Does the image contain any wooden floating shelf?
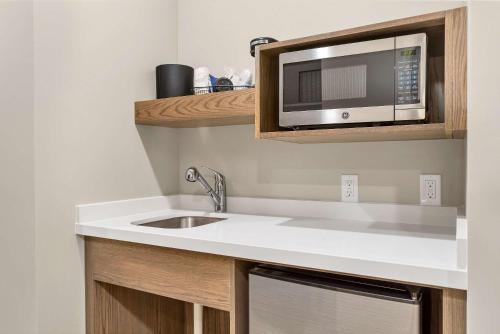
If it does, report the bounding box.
[135,88,255,128]
[135,8,466,144]
[260,123,447,144]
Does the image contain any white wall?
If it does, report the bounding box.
[467,2,500,333]
[177,0,466,206]
[0,1,36,333]
[178,0,464,76]
[33,1,179,333]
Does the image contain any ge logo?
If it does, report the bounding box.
[341,112,350,119]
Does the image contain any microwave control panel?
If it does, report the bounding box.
[396,47,421,105]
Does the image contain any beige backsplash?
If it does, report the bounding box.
[179,125,465,206]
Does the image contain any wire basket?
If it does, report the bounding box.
[193,85,254,95]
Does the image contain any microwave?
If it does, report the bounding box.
[279,33,427,128]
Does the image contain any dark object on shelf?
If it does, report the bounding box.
[156,64,194,99]
[250,37,278,57]
[213,77,234,92]
[193,85,254,95]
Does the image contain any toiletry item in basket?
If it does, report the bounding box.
[193,67,252,94]
[209,74,218,88]
[223,67,239,87]
[238,69,253,86]
[213,77,233,92]
[220,67,252,88]
[194,67,211,90]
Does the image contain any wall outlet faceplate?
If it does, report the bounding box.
[341,175,358,202]
[420,174,441,206]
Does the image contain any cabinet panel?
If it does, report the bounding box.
[85,237,232,311]
[91,281,187,334]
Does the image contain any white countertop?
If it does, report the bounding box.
[75,195,467,290]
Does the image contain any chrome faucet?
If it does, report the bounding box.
[185,166,226,213]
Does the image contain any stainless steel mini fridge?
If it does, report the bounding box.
[249,266,421,334]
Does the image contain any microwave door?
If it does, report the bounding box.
[282,60,322,113]
[320,50,395,124]
[279,36,399,128]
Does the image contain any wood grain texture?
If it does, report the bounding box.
[91,282,187,334]
[135,89,255,128]
[424,289,443,334]
[426,22,446,124]
[203,307,230,334]
[85,237,233,311]
[260,123,447,144]
[230,261,253,334]
[428,56,445,124]
[184,303,194,334]
[444,7,467,138]
[86,245,97,334]
[431,289,444,334]
[258,10,446,54]
[255,47,279,136]
[442,289,467,334]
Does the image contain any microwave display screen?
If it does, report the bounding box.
[400,49,417,56]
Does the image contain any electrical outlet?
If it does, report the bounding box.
[420,175,441,206]
[341,175,358,202]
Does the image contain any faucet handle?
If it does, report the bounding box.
[200,166,226,213]
[200,166,224,181]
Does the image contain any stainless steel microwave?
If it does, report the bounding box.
[279,33,427,128]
